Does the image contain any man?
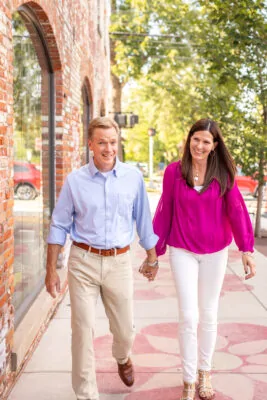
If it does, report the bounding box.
[45,116,159,400]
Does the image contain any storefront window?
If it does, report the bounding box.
[80,85,91,165]
[12,11,50,325]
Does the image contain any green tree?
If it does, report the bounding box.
[196,0,267,236]
[13,12,42,163]
[110,0,196,157]
[113,0,267,236]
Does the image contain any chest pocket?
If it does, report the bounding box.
[116,193,134,218]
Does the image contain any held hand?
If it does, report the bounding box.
[242,254,256,280]
[139,259,159,281]
[45,270,61,298]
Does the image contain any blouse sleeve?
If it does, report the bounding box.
[224,181,254,252]
[153,163,176,256]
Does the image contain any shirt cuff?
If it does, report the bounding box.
[139,233,159,250]
[239,247,254,253]
[47,226,67,246]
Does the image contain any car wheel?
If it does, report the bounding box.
[16,184,36,200]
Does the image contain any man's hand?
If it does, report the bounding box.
[45,270,61,298]
[139,259,159,281]
[242,254,256,280]
[45,244,63,298]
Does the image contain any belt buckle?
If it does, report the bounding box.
[106,248,116,256]
[98,248,117,256]
[105,248,117,256]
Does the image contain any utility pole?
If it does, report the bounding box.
[148,128,156,188]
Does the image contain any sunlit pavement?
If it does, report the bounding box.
[7,192,267,400]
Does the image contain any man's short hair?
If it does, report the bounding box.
[88,117,120,140]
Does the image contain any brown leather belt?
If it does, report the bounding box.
[73,241,130,257]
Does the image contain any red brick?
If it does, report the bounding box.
[0,293,8,309]
[5,327,14,346]
[0,285,5,298]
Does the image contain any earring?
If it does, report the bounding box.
[210,150,216,157]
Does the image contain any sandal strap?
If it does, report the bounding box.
[180,382,195,400]
[198,370,215,398]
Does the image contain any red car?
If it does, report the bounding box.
[13,161,41,200]
[235,174,258,195]
[235,169,267,197]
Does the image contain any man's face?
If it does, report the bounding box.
[88,127,119,172]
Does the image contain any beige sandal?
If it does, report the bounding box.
[180,381,195,400]
[198,370,215,399]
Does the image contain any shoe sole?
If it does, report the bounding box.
[199,394,215,400]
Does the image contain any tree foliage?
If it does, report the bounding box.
[111,0,267,234]
[197,0,267,176]
[13,12,41,163]
[110,0,195,81]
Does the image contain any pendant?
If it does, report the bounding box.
[194,176,199,181]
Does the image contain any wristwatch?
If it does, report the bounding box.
[242,251,254,258]
[146,259,159,267]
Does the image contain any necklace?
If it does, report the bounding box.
[193,169,199,182]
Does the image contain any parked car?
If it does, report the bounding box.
[14,161,41,200]
[235,168,267,197]
[235,174,258,195]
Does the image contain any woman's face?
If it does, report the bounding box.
[189,130,217,163]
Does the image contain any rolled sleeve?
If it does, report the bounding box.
[133,176,158,250]
[139,232,159,251]
[47,224,69,246]
[47,178,74,246]
[153,163,175,256]
[225,181,254,252]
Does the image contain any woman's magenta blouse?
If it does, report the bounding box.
[153,161,254,256]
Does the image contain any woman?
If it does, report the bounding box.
[144,119,256,400]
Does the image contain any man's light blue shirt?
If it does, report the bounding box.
[47,157,158,250]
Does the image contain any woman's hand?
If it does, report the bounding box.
[139,259,159,281]
[242,253,256,280]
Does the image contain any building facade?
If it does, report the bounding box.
[0,0,110,396]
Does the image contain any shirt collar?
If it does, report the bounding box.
[88,156,122,177]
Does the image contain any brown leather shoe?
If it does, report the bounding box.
[117,358,134,387]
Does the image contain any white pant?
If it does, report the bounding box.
[169,246,228,383]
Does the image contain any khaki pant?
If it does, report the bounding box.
[68,244,135,400]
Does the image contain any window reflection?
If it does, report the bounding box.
[12,12,46,324]
[80,85,90,165]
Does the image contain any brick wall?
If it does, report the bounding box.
[0,0,110,395]
[0,1,15,392]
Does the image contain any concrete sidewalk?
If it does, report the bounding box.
[7,193,267,400]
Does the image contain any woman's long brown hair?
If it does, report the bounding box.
[181,119,236,196]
